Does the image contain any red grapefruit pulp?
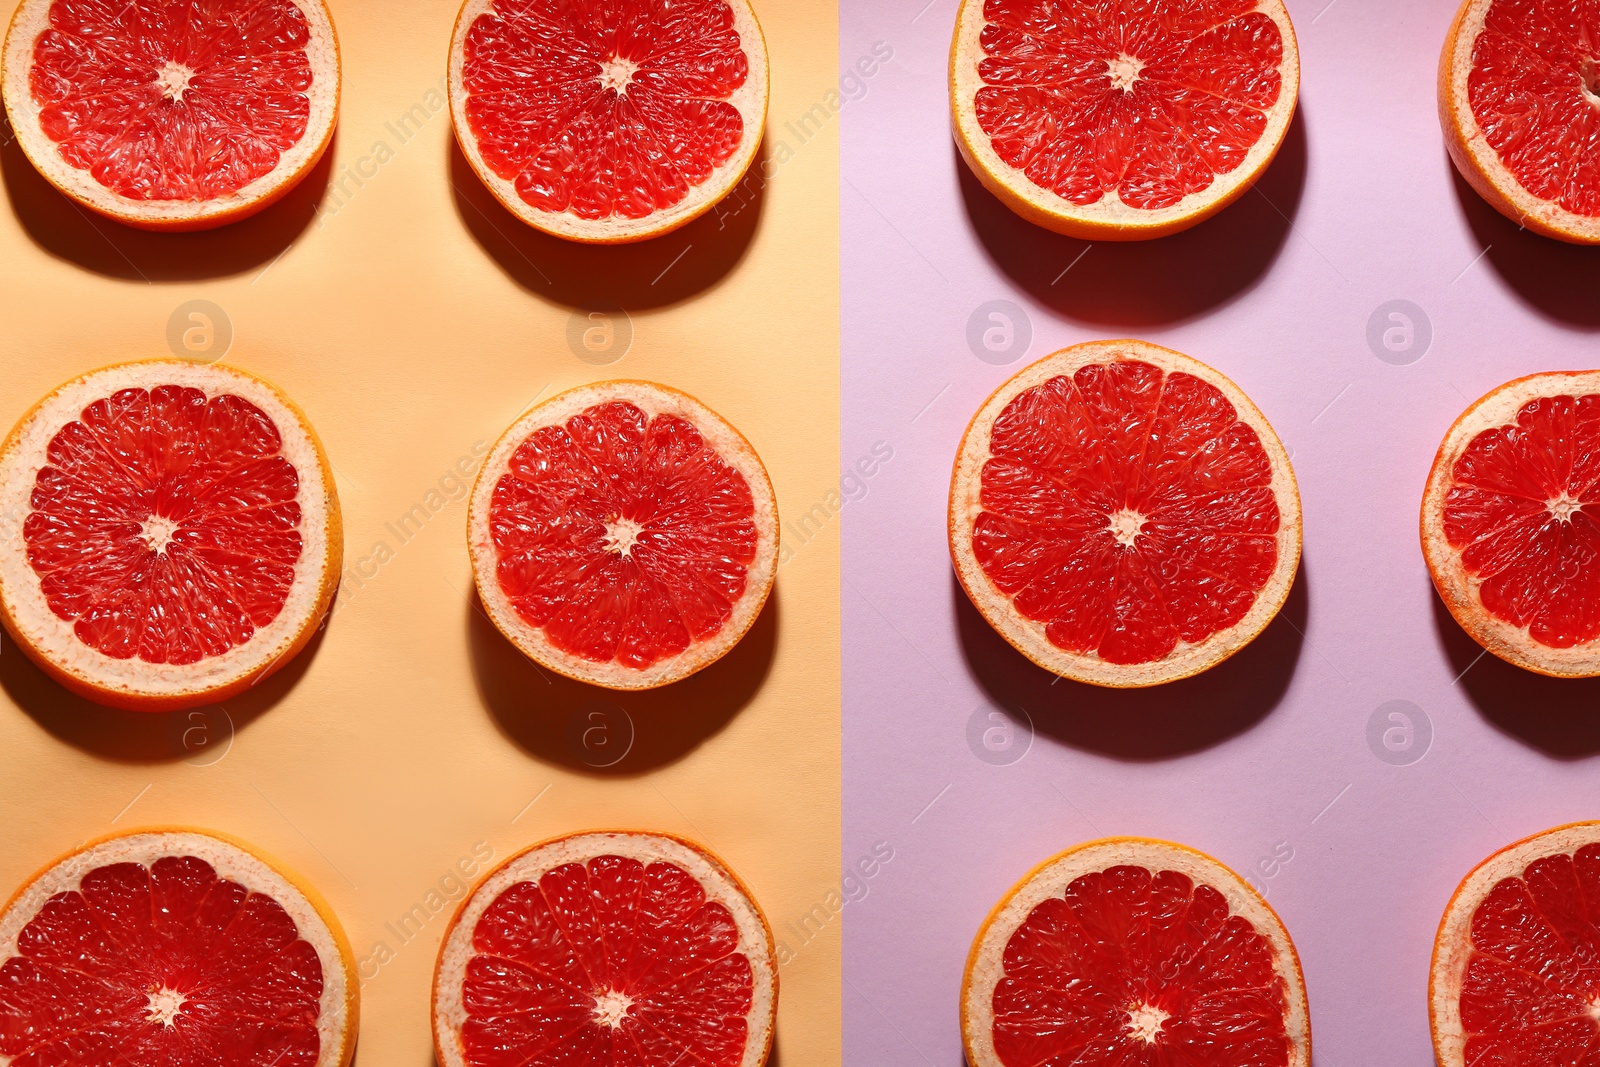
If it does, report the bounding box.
[1441,0,1600,243]
[30,389,300,661]
[0,830,356,1067]
[2,0,340,229]
[469,382,777,690]
[950,0,1300,239]
[1445,398,1600,643]
[433,831,777,1067]
[1423,372,1600,676]
[1469,10,1600,216]
[1431,823,1600,1067]
[0,361,341,710]
[449,0,769,242]
[950,341,1301,687]
[962,839,1310,1067]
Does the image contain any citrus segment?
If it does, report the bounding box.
[433,831,777,1067]
[1446,398,1600,646]
[1431,823,1600,1067]
[976,361,1280,665]
[1469,5,1600,217]
[950,340,1300,688]
[0,360,341,710]
[26,387,302,664]
[950,0,1300,239]
[976,2,1281,210]
[490,403,756,667]
[469,381,777,690]
[448,0,768,243]
[33,0,313,199]
[2,0,340,230]
[0,829,356,1067]
[1423,371,1600,676]
[1440,0,1600,243]
[963,838,1310,1067]
[464,0,745,218]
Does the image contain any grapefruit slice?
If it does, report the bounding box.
[432,829,777,1067]
[950,0,1300,241]
[1440,0,1600,244]
[448,0,769,243]
[1422,371,1600,677]
[0,359,342,711]
[950,340,1301,688]
[962,837,1310,1067]
[0,828,357,1067]
[468,381,777,690]
[1430,822,1600,1067]
[2,0,340,231]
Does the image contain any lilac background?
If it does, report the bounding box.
[841,1,1600,1065]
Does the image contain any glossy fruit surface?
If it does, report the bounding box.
[470,381,777,690]
[0,829,357,1067]
[2,0,339,229]
[0,360,341,710]
[950,340,1300,687]
[1423,371,1600,677]
[1431,822,1600,1067]
[448,0,768,242]
[433,831,777,1067]
[1440,0,1600,243]
[950,0,1300,239]
[962,837,1310,1067]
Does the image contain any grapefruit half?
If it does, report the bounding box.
[950,0,1300,240]
[448,0,769,243]
[468,380,777,690]
[962,837,1310,1067]
[2,0,340,231]
[950,340,1301,688]
[0,359,342,710]
[1430,822,1600,1067]
[1422,371,1600,677]
[1440,0,1600,244]
[432,829,777,1067]
[0,828,357,1067]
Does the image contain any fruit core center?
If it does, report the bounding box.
[141,514,180,554]
[154,61,197,102]
[1108,508,1146,547]
[599,55,639,94]
[1106,54,1145,93]
[603,516,644,557]
[1126,1001,1170,1045]
[1584,59,1600,108]
[145,986,186,1028]
[1548,493,1583,524]
[592,989,634,1029]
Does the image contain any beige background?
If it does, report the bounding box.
[0,0,841,1062]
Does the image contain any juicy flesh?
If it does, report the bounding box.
[488,400,759,671]
[1459,843,1600,1065]
[0,855,325,1066]
[463,855,755,1067]
[462,0,749,221]
[1469,0,1600,217]
[1444,393,1600,649]
[23,385,303,665]
[28,0,316,202]
[973,0,1284,211]
[973,360,1280,666]
[992,864,1291,1067]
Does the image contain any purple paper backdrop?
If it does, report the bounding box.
[841,1,1600,1065]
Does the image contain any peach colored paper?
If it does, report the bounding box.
[0,0,841,1061]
